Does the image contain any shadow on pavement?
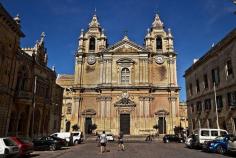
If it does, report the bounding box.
[29,153,40,157]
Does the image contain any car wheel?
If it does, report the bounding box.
[216,145,226,154]
[74,140,80,145]
[50,144,56,151]
[166,139,169,143]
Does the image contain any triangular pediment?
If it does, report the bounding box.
[102,38,149,53]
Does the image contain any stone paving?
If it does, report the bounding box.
[31,140,236,158]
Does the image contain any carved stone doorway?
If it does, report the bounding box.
[120,114,130,135]
[85,117,92,134]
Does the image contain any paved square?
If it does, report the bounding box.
[32,141,235,158]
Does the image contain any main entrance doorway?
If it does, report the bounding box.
[85,117,92,134]
[120,114,130,135]
[158,117,166,134]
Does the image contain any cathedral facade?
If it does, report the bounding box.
[57,14,180,135]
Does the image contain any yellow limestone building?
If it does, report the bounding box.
[57,14,180,135]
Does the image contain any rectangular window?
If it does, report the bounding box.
[189,83,193,96]
[192,119,195,130]
[211,131,218,136]
[203,74,208,89]
[226,60,234,78]
[227,91,236,107]
[204,99,211,110]
[212,67,220,85]
[201,130,209,136]
[196,79,200,93]
[191,104,194,113]
[196,101,202,112]
[216,95,223,109]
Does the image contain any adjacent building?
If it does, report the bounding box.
[179,102,188,130]
[0,3,63,137]
[57,13,181,135]
[184,29,236,134]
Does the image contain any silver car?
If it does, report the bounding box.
[228,136,236,152]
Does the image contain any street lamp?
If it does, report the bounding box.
[31,75,37,139]
[213,82,220,129]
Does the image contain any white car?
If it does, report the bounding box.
[106,134,114,141]
[193,128,228,145]
[71,131,83,144]
[0,137,19,157]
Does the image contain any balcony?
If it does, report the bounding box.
[14,91,33,104]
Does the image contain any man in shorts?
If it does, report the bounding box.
[100,131,107,153]
[118,132,125,151]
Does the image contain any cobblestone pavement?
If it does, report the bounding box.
[31,141,236,158]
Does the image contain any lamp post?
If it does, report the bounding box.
[213,82,220,129]
[31,76,37,138]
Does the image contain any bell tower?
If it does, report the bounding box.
[144,14,174,54]
[77,14,107,54]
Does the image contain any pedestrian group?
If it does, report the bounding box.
[99,131,125,154]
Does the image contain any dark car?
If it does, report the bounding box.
[202,135,233,154]
[10,137,34,157]
[163,134,184,143]
[33,136,64,151]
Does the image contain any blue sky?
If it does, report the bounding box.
[2,0,236,101]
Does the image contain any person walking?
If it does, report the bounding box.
[118,132,125,151]
[100,131,107,153]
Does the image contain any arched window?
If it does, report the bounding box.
[89,37,96,51]
[156,37,162,50]
[121,68,130,84]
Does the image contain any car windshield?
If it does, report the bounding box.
[215,136,225,141]
[107,134,112,136]
[4,138,16,146]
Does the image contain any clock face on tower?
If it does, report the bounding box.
[155,55,165,64]
[87,55,96,65]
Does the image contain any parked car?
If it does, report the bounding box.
[202,135,230,154]
[228,135,236,152]
[185,134,199,149]
[33,136,64,151]
[10,137,33,157]
[50,136,68,147]
[51,132,73,146]
[193,128,228,147]
[71,131,83,144]
[0,137,19,157]
[106,133,114,141]
[163,134,184,143]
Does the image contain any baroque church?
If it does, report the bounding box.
[57,13,180,135]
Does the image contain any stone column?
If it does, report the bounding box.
[144,59,148,83]
[103,61,106,84]
[75,56,83,84]
[107,59,112,83]
[168,96,177,134]
[106,60,109,84]
[99,60,103,83]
